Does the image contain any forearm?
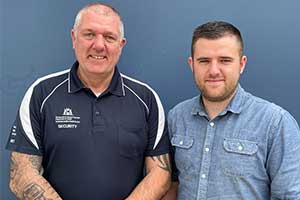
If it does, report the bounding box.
[161,182,178,200]
[126,154,171,200]
[9,152,62,200]
[10,171,62,200]
[126,168,170,200]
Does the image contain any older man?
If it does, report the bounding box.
[167,21,300,199]
[6,3,171,200]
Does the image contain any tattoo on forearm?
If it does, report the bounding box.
[151,155,171,172]
[29,156,42,170]
[10,155,18,179]
[9,153,60,200]
[23,183,53,200]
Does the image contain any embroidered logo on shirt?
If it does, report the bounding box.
[63,108,73,116]
[55,108,80,129]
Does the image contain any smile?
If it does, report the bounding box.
[90,55,106,59]
[206,79,224,82]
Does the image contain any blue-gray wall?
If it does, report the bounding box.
[1,1,299,199]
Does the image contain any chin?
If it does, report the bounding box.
[203,91,227,101]
[86,64,110,73]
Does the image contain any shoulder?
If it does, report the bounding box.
[245,92,297,128]
[121,73,163,108]
[21,69,70,112]
[248,93,282,111]
[29,69,70,94]
[35,69,69,88]
[121,73,156,96]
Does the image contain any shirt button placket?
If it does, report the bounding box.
[93,102,101,125]
[92,100,104,133]
[197,120,216,200]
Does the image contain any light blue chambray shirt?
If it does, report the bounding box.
[168,85,300,200]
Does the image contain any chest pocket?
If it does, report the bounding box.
[171,135,195,174]
[221,138,258,177]
[118,124,146,159]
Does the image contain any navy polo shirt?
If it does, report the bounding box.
[6,61,170,200]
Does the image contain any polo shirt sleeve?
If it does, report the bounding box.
[143,88,170,157]
[267,110,300,199]
[6,82,44,156]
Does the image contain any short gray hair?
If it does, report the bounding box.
[73,3,124,39]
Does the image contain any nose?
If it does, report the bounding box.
[92,35,105,51]
[208,61,221,77]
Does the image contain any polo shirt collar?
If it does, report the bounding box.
[68,61,85,93]
[68,61,125,97]
[106,67,125,97]
[191,84,246,117]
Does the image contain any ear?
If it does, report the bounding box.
[188,56,194,73]
[239,55,247,74]
[71,29,76,49]
[120,37,126,49]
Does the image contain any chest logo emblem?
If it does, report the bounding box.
[55,107,80,129]
[63,108,73,116]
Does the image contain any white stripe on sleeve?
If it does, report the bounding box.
[19,69,69,150]
[121,74,165,150]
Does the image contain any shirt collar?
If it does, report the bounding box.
[191,96,206,116]
[226,84,245,114]
[191,84,246,117]
[68,61,85,93]
[68,61,125,97]
[106,66,125,97]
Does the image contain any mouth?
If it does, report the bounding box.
[205,79,225,86]
[89,55,106,60]
[206,79,224,82]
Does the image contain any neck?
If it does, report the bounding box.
[202,90,237,120]
[77,68,114,94]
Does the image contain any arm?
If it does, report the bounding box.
[161,145,179,200]
[268,112,300,199]
[161,182,178,200]
[9,152,62,200]
[125,153,171,200]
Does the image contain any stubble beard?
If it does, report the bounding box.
[198,81,239,103]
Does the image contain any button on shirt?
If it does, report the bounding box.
[168,85,300,200]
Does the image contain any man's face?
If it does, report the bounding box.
[188,35,247,103]
[71,6,126,78]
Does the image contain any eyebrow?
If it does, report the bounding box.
[81,29,117,36]
[219,56,233,60]
[81,29,94,33]
[196,57,210,61]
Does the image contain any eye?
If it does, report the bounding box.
[220,58,232,64]
[104,35,117,43]
[197,59,210,64]
[83,32,94,40]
